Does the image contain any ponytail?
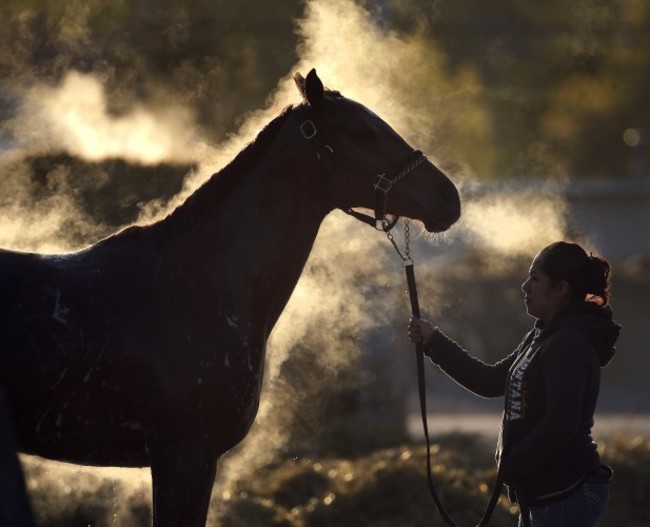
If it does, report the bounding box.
[585,254,611,306]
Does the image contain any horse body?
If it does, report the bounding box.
[0,70,460,526]
[2,147,324,462]
[0,241,189,466]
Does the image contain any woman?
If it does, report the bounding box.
[408,241,620,527]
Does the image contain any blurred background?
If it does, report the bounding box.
[1,0,649,525]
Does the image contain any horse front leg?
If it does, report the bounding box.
[149,439,219,527]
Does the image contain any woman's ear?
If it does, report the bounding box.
[555,280,571,300]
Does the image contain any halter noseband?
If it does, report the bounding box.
[300,117,426,231]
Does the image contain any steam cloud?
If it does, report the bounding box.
[1,0,578,524]
[13,71,197,164]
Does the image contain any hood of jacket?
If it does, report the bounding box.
[534,302,621,366]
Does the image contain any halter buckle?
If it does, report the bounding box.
[300,120,318,140]
[373,173,393,193]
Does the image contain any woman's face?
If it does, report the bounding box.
[521,255,567,322]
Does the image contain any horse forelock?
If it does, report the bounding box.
[297,87,343,106]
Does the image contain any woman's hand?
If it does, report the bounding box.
[407,317,437,345]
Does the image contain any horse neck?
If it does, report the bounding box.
[166,121,333,331]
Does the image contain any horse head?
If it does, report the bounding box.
[294,69,460,233]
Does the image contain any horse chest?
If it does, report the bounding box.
[189,345,265,418]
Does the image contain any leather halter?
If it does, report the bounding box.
[300,117,426,232]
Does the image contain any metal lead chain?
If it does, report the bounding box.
[386,219,413,266]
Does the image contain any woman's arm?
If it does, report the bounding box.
[409,317,522,398]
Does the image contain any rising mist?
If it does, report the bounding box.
[0,1,589,525]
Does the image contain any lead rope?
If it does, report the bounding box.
[386,220,505,527]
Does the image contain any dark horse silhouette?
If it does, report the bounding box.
[0,70,460,526]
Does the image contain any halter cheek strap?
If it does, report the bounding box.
[300,117,425,232]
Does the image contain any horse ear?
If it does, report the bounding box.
[294,72,306,98]
[305,69,324,108]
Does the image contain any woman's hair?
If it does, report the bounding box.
[537,241,612,306]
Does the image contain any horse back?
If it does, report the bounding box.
[0,248,90,386]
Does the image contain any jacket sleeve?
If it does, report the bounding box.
[425,329,523,398]
[500,332,596,484]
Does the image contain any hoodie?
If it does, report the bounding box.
[425,301,620,505]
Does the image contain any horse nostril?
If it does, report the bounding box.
[443,182,461,222]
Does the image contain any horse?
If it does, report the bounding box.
[0,69,461,526]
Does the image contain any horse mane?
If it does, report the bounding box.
[162,103,298,231]
[188,87,342,208]
[91,103,299,253]
[95,93,342,249]
[176,88,342,217]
